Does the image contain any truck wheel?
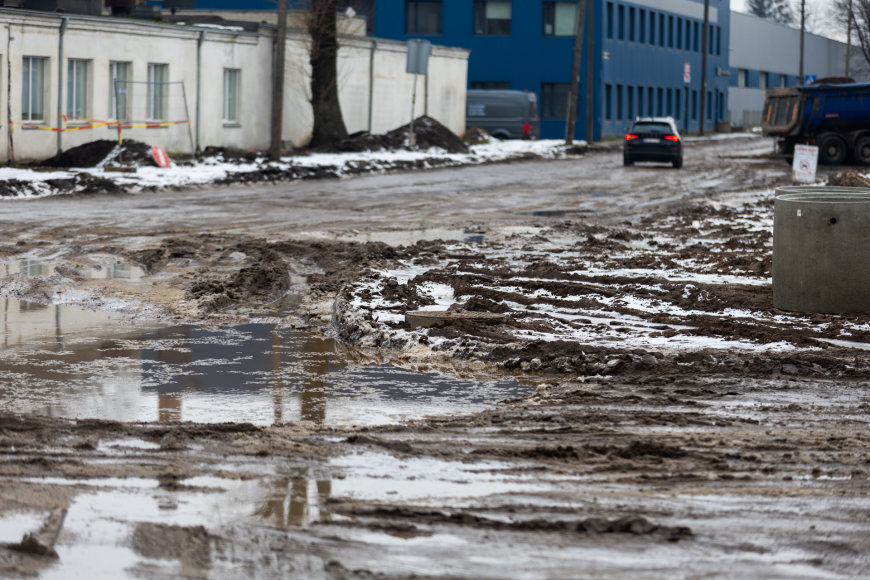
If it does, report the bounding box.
[854,136,870,166]
[818,135,848,165]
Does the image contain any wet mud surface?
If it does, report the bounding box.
[0,136,869,578]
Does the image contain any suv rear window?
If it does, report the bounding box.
[632,122,672,133]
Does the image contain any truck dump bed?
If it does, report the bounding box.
[762,83,870,138]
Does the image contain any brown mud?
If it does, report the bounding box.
[1,140,869,577]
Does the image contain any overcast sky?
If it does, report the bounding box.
[730,0,845,41]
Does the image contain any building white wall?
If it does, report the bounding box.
[0,9,469,162]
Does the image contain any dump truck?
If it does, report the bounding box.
[762,81,870,165]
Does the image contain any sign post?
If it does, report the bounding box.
[406,39,431,149]
[792,144,818,183]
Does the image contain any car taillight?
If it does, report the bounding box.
[625,134,639,141]
[664,135,680,142]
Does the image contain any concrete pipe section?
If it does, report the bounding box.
[773,186,870,313]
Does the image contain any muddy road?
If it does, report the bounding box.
[1,135,869,579]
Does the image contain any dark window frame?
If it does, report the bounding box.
[474,1,512,36]
[405,0,442,35]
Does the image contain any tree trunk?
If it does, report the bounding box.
[309,0,349,149]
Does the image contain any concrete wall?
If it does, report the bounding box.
[0,8,468,162]
[728,11,870,128]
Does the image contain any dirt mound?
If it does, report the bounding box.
[335,116,468,154]
[200,146,261,163]
[828,170,870,188]
[40,139,155,168]
[463,127,491,145]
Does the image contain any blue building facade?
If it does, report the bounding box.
[183,0,731,140]
[374,0,730,140]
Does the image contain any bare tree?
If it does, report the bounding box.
[749,0,795,25]
[306,0,349,149]
[835,0,870,68]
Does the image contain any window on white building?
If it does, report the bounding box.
[67,59,91,121]
[22,56,47,122]
[738,69,747,88]
[109,61,131,121]
[147,63,168,121]
[223,68,240,124]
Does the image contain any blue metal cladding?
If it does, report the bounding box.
[374,0,731,140]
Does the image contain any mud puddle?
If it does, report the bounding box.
[0,298,528,426]
[302,227,486,246]
[2,259,145,281]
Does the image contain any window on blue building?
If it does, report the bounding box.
[605,84,612,120]
[639,9,645,43]
[629,7,635,42]
[647,87,654,116]
[658,14,665,47]
[692,90,698,120]
[472,81,511,89]
[707,91,712,119]
[606,2,613,39]
[627,86,634,119]
[637,86,644,116]
[677,17,682,49]
[685,19,690,51]
[474,1,512,35]
[543,2,578,36]
[618,5,624,41]
[675,90,681,119]
[668,16,673,48]
[541,82,571,118]
[406,0,442,35]
[693,22,699,51]
[657,87,663,116]
[708,24,714,53]
[666,88,672,116]
[616,84,623,120]
[649,11,655,45]
[716,26,721,55]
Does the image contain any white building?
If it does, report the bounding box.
[0,8,468,162]
[728,11,870,128]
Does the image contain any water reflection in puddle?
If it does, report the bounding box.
[0,298,528,426]
[305,228,485,246]
[1,259,145,280]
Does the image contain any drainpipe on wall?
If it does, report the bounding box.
[57,17,69,155]
[7,24,14,164]
[368,39,376,133]
[196,30,204,156]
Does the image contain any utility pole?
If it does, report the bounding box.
[846,0,853,77]
[565,0,588,145]
[699,0,709,136]
[798,0,807,85]
[270,0,288,161]
[585,0,594,144]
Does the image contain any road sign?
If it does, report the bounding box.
[792,144,818,183]
[804,74,817,85]
[151,146,171,168]
[406,39,431,75]
[683,62,691,84]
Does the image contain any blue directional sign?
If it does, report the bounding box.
[804,74,817,84]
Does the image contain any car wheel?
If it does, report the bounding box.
[623,156,633,166]
[818,135,848,165]
[854,136,870,166]
[672,157,683,169]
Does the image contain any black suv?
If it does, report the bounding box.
[623,117,683,168]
